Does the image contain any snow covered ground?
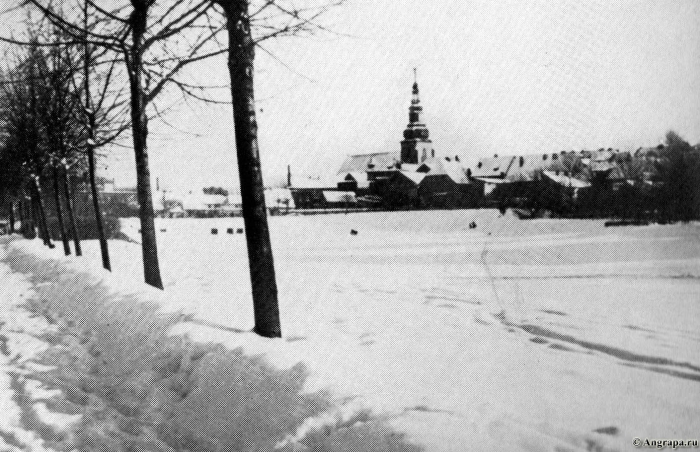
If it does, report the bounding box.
[3,209,700,451]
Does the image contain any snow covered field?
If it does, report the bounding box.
[4,209,700,451]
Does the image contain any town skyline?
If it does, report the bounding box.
[71,0,699,191]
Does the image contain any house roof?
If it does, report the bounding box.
[340,172,370,188]
[473,153,558,181]
[472,156,517,178]
[473,177,512,185]
[337,152,400,174]
[418,157,470,184]
[386,170,426,186]
[589,161,615,172]
[542,171,591,188]
[507,153,559,182]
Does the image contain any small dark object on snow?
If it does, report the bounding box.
[160,228,166,232]
[211,228,218,235]
[236,228,244,234]
[350,229,358,235]
[469,221,477,229]
[227,228,234,234]
[593,426,619,436]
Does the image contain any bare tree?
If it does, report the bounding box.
[8,0,343,335]
[14,0,233,288]
[40,35,82,256]
[215,0,282,336]
[211,0,343,336]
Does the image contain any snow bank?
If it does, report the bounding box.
[5,211,700,451]
[0,242,72,452]
[2,238,419,452]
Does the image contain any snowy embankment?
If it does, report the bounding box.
[2,209,700,451]
[0,246,82,451]
[1,240,418,451]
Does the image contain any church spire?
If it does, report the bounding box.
[412,68,420,104]
[400,69,433,164]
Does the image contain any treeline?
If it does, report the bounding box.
[0,23,126,262]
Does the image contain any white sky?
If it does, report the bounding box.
[7,0,700,191]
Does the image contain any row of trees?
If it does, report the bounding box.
[1,0,342,338]
[0,18,126,264]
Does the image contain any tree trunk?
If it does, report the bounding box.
[62,167,82,256]
[53,166,71,255]
[32,184,53,248]
[20,198,34,238]
[83,1,108,269]
[17,199,24,234]
[31,197,42,241]
[87,148,110,269]
[9,201,15,234]
[126,3,163,289]
[28,199,38,239]
[220,0,281,338]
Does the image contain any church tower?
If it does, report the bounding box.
[400,70,434,164]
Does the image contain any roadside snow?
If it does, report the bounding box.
[0,245,70,452]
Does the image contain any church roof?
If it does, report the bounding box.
[337,152,400,174]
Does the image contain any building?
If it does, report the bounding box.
[289,176,338,209]
[337,152,401,188]
[182,193,227,217]
[335,73,476,209]
[417,158,477,208]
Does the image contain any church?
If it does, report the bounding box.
[336,73,474,208]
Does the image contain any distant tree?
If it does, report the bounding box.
[656,131,700,222]
[203,186,229,196]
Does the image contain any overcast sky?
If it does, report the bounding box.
[6,0,700,191]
